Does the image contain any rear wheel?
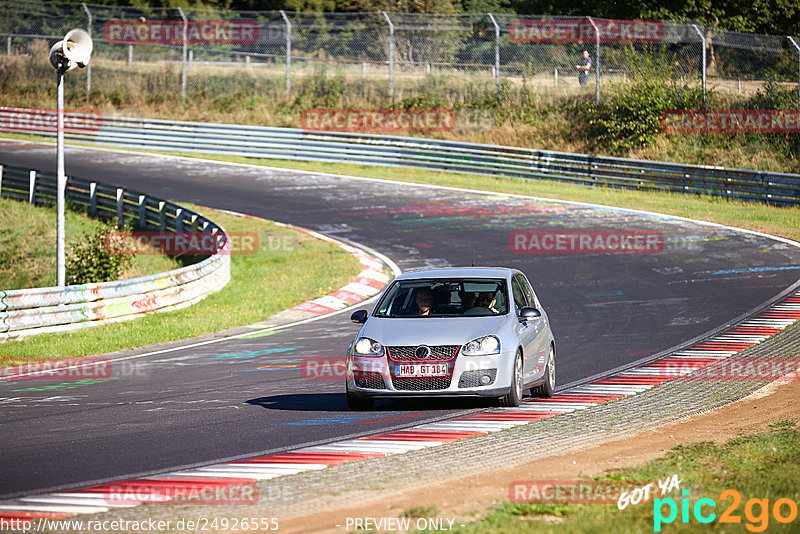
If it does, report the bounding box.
[497,351,523,407]
[532,345,555,398]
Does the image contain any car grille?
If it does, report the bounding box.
[354,371,386,390]
[392,377,451,391]
[387,345,460,362]
[458,368,498,388]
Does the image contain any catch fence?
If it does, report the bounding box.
[1,1,799,105]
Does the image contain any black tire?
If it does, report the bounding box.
[497,351,523,407]
[532,345,555,398]
[346,393,374,411]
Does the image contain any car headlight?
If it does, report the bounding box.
[354,337,385,357]
[462,335,500,356]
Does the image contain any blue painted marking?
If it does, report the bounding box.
[711,266,800,275]
[209,346,304,360]
[286,412,409,426]
[586,290,624,298]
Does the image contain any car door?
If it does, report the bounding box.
[510,275,539,381]
[514,273,549,382]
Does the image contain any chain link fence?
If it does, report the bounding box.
[1,1,799,107]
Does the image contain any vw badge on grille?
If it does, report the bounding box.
[414,345,431,359]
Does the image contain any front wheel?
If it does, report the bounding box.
[497,351,523,407]
[532,345,555,398]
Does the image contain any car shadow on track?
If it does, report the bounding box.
[247,393,495,412]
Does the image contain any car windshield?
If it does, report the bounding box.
[374,278,509,318]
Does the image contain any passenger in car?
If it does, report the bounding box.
[474,292,499,313]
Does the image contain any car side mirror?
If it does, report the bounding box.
[519,307,541,321]
[350,309,368,324]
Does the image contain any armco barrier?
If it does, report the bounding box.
[0,163,230,342]
[2,108,799,205]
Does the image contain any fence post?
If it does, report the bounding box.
[82,3,91,94]
[280,10,291,95]
[175,208,184,232]
[487,13,500,95]
[0,165,3,197]
[177,7,187,100]
[128,44,132,66]
[692,24,707,107]
[382,11,394,97]
[188,50,193,73]
[138,195,147,228]
[586,17,600,104]
[158,201,166,230]
[89,182,97,216]
[116,188,124,228]
[788,37,800,108]
[554,67,558,87]
[28,170,36,204]
[6,36,10,55]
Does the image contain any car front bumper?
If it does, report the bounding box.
[346,351,516,399]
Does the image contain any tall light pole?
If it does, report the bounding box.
[49,29,93,287]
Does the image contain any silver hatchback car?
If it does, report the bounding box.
[346,267,556,410]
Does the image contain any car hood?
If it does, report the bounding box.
[361,315,508,346]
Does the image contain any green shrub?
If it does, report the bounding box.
[572,48,705,154]
[66,223,132,285]
[743,81,800,163]
[580,79,703,154]
[746,80,797,110]
[291,64,347,109]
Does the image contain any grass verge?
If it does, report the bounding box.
[443,422,800,533]
[0,196,178,290]
[0,203,362,363]
[3,48,799,172]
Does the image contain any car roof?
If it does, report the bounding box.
[395,267,519,280]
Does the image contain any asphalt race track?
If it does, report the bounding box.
[1,140,799,498]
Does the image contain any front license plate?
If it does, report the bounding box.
[394,363,448,378]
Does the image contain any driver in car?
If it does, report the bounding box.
[403,288,434,316]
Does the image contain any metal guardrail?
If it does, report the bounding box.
[0,162,231,342]
[1,108,798,206]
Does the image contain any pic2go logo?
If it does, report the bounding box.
[654,489,799,532]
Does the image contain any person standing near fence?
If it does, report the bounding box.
[576,50,591,86]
